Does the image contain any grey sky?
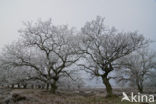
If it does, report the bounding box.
[0,0,156,50]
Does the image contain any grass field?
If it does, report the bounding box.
[0,88,154,104]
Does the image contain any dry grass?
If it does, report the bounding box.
[6,89,155,104]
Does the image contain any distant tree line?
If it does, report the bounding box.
[0,16,155,97]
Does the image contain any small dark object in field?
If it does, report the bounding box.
[12,93,26,102]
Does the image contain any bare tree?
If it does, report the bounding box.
[116,48,156,93]
[79,16,147,97]
[0,19,81,93]
[0,48,37,88]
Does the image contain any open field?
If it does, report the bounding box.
[0,88,156,104]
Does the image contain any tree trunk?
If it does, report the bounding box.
[11,84,14,89]
[17,83,20,88]
[102,75,113,97]
[50,82,57,94]
[38,85,41,89]
[46,83,49,90]
[41,85,44,89]
[136,79,143,93]
[50,77,59,94]
[138,87,143,93]
[23,84,27,89]
[137,83,143,93]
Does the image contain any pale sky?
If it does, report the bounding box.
[0,0,156,50]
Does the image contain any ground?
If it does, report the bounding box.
[0,88,155,104]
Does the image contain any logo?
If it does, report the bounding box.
[121,92,155,103]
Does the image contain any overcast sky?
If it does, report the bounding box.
[0,0,156,50]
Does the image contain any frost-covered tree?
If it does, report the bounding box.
[79,16,148,97]
[0,19,81,93]
[116,48,156,93]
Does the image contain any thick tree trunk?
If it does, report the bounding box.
[50,77,59,94]
[136,79,143,93]
[102,75,113,97]
[50,82,57,94]
[138,87,143,93]
[137,84,143,93]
